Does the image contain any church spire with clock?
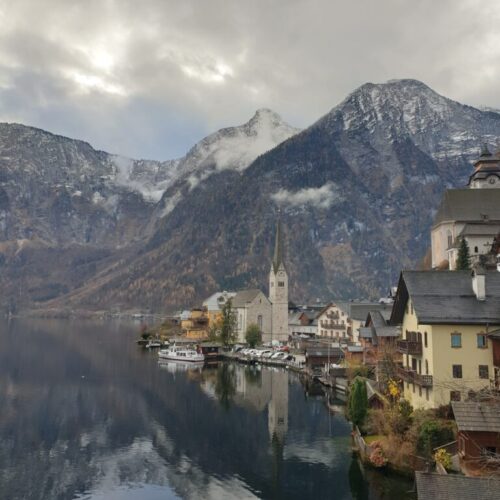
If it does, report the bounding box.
[468,143,500,188]
[269,215,289,343]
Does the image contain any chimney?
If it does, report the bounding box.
[471,264,486,301]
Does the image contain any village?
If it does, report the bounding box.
[142,143,500,497]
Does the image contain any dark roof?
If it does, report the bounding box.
[362,311,400,345]
[390,270,500,325]
[305,346,344,358]
[232,289,265,308]
[337,302,393,321]
[433,189,500,227]
[459,223,500,237]
[415,472,500,500]
[452,401,500,432]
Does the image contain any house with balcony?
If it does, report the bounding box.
[390,268,500,409]
[316,303,349,341]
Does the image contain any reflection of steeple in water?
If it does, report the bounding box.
[268,369,289,443]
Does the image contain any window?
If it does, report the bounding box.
[258,315,263,331]
[474,246,479,253]
[424,331,428,348]
[451,333,462,348]
[418,360,422,374]
[477,334,487,349]
[479,365,489,379]
[410,303,414,315]
[450,391,461,402]
[425,388,429,401]
[452,364,463,378]
[425,359,429,375]
[278,281,285,287]
[447,230,453,248]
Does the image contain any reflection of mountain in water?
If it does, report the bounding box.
[0,319,414,500]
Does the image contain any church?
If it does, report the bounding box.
[231,216,290,344]
[431,143,500,270]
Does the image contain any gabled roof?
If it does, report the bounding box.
[232,289,266,308]
[452,401,500,433]
[415,472,500,500]
[337,302,393,321]
[433,189,500,227]
[390,270,500,325]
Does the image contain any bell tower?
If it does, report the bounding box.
[269,214,289,343]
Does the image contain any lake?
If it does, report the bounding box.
[0,318,415,499]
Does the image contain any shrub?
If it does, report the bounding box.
[369,441,388,468]
[434,449,452,471]
[348,378,368,428]
[245,324,262,348]
[417,420,455,458]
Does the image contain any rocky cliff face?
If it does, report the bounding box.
[1,79,500,313]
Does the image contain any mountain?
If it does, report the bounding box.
[0,111,299,311]
[30,79,499,313]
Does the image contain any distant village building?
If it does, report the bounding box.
[358,310,401,366]
[181,308,210,340]
[269,217,289,343]
[316,303,349,340]
[233,289,272,344]
[202,290,236,327]
[391,269,500,409]
[288,309,318,338]
[431,144,500,270]
[337,302,393,344]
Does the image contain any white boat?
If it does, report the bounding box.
[158,346,205,362]
[146,340,162,348]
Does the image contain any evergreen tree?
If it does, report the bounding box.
[245,323,262,347]
[347,378,368,428]
[219,298,237,346]
[456,237,471,270]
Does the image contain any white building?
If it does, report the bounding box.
[202,291,236,312]
[431,144,500,270]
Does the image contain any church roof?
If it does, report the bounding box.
[272,217,285,273]
[433,189,500,227]
[232,289,266,308]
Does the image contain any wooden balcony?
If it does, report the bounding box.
[397,339,422,355]
[397,365,433,387]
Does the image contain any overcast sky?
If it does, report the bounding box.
[0,0,499,160]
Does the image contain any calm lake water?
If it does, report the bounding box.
[0,318,415,500]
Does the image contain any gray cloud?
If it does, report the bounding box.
[0,0,499,159]
[271,182,342,210]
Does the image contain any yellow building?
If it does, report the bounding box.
[390,269,500,409]
[181,308,210,340]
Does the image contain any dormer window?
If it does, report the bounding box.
[278,281,285,287]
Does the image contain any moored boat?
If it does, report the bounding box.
[158,346,205,362]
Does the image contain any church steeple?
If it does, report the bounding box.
[269,212,289,343]
[272,216,285,273]
[469,141,500,188]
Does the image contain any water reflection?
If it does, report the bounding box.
[0,319,414,500]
